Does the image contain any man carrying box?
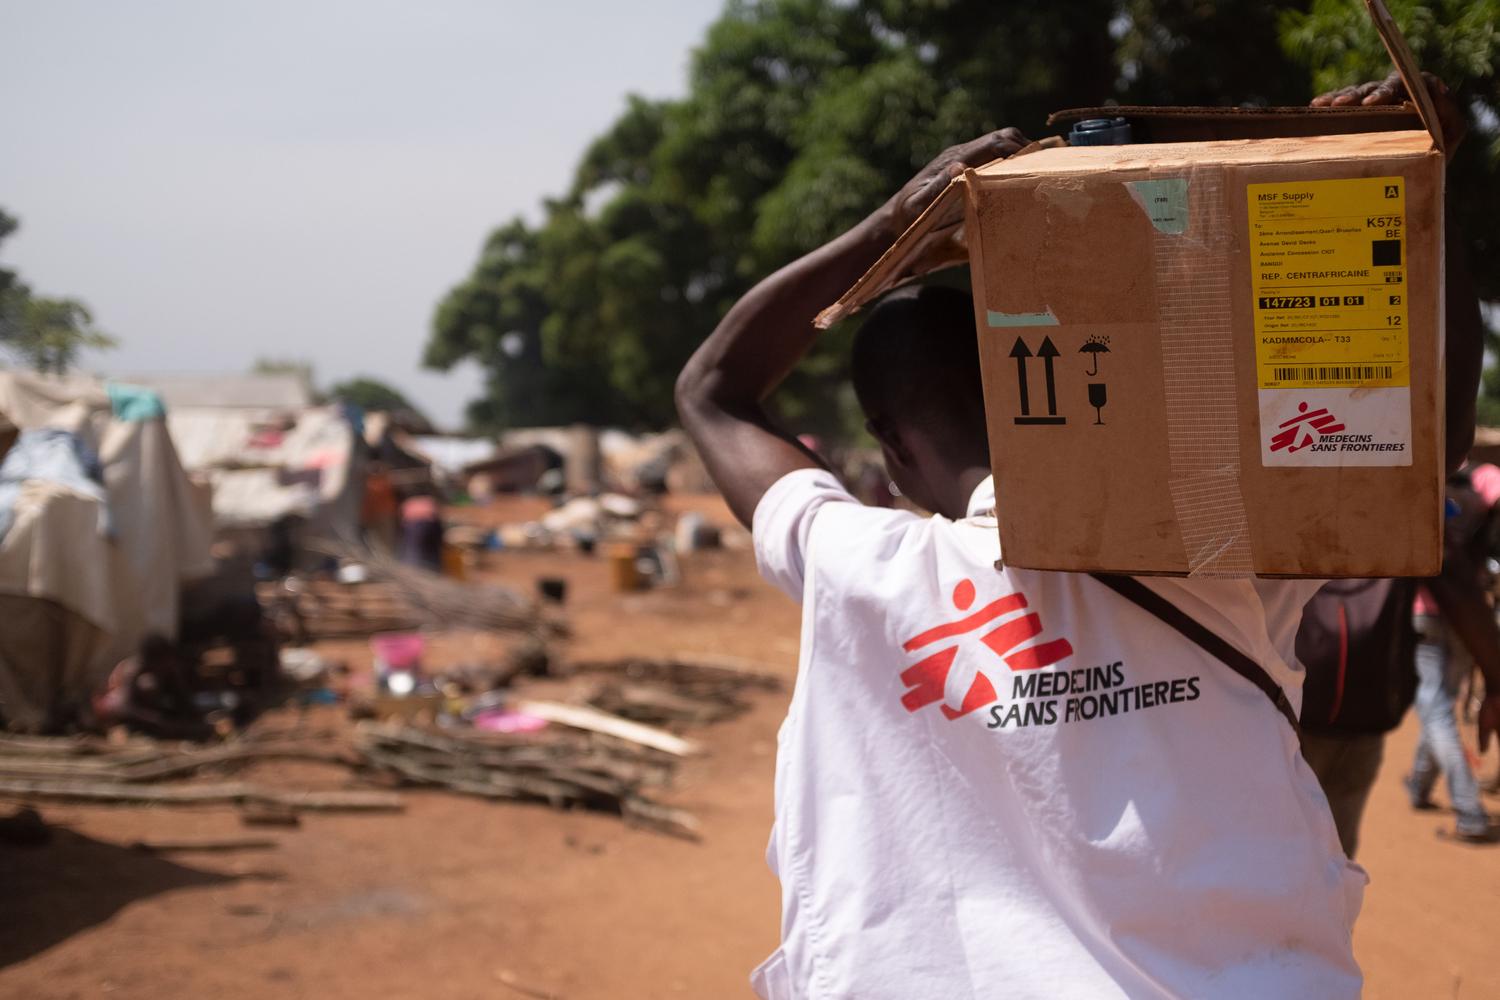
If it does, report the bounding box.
[677,75,1488,1000]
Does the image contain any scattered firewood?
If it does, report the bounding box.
[239,801,302,827]
[0,777,403,811]
[574,655,784,729]
[115,743,357,782]
[0,654,776,839]
[130,837,279,853]
[505,700,700,758]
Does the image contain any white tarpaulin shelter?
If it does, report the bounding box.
[119,372,360,537]
[0,371,215,730]
[168,406,362,534]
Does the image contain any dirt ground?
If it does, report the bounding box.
[3,496,1499,999]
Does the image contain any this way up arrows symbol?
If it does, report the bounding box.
[1009,335,1066,426]
[1009,337,1032,416]
[1036,335,1060,416]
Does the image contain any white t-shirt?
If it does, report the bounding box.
[750,469,1364,1000]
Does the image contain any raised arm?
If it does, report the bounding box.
[675,130,1029,527]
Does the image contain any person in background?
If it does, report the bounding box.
[1296,73,1497,853]
[360,460,399,554]
[399,492,444,572]
[1299,474,1500,855]
[1406,466,1499,841]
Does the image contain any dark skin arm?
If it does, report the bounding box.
[675,129,1030,528]
[1312,71,1482,471]
[1423,546,1500,753]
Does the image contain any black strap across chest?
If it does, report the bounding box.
[1089,573,1302,739]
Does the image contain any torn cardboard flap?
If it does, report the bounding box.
[814,177,967,330]
[1364,0,1445,153]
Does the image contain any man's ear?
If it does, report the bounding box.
[866,416,914,468]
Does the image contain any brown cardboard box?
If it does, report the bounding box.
[819,0,1446,578]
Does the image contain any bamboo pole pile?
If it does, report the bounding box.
[257,579,424,641]
[0,706,700,836]
[574,655,784,729]
[320,543,568,639]
[0,733,399,812]
[355,721,699,839]
[256,553,566,642]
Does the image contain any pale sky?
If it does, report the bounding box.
[0,0,724,428]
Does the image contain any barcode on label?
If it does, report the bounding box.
[1271,365,1393,383]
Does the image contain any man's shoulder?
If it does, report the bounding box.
[752,468,982,600]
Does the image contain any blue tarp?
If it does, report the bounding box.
[0,428,110,542]
[105,381,166,421]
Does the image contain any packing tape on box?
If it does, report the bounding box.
[1131,170,1255,577]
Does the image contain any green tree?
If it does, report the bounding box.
[0,210,20,302]
[430,0,1500,435]
[3,298,114,375]
[1281,0,1500,422]
[0,209,116,374]
[326,375,426,420]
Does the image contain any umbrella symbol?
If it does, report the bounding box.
[1079,336,1111,377]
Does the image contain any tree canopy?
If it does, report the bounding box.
[427,0,1500,435]
[0,209,116,375]
[327,375,428,422]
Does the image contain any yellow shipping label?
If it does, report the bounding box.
[1247,176,1409,390]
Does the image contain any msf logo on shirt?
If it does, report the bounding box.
[1269,401,1346,454]
[900,579,1074,720]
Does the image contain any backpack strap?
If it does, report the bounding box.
[1090,573,1302,739]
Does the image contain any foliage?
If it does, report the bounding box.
[1283,0,1500,421]
[0,210,19,302]
[249,357,325,402]
[2,297,114,375]
[0,209,116,375]
[327,376,425,419]
[430,0,1500,436]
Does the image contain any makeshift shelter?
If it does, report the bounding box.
[407,434,499,493]
[0,371,214,730]
[125,373,365,552]
[461,445,562,499]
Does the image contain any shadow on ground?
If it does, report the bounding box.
[0,822,262,969]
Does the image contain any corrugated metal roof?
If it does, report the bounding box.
[115,373,313,411]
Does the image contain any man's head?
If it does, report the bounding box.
[851,284,990,518]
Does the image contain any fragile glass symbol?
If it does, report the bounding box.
[1088,383,1107,425]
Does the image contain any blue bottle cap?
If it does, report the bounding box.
[1069,117,1133,146]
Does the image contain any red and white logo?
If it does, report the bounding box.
[1259,387,1410,469]
[899,579,1074,720]
[1268,400,1345,454]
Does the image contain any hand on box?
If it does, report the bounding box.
[879,128,1031,235]
[1310,69,1468,156]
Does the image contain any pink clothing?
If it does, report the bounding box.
[1470,463,1500,507]
[401,495,438,522]
[1414,463,1500,616]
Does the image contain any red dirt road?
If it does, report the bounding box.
[3,519,1499,998]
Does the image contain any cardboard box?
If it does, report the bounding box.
[819,0,1446,578]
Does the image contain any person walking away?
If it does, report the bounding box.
[1406,469,1499,841]
[1292,72,1497,856]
